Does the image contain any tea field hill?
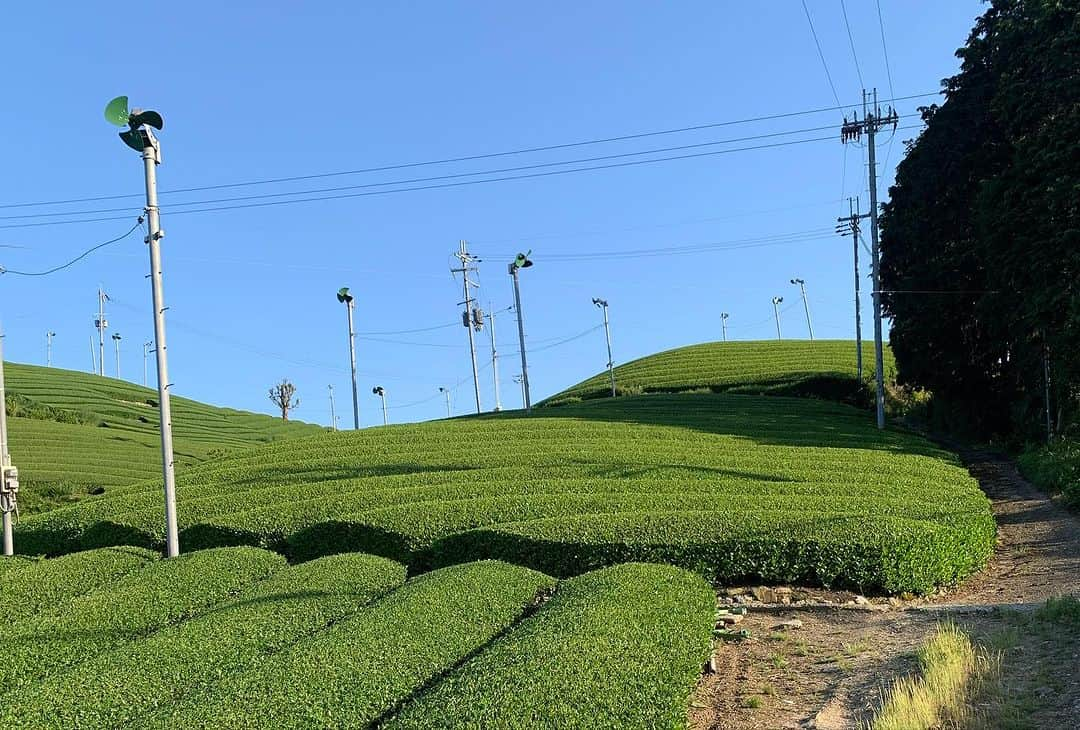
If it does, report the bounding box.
[543,339,895,405]
[3,361,324,510]
[20,367,994,595]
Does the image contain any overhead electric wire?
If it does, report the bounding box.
[0,91,942,212]
[800,0,843,106]
[839,0,865,89]
[0,219,142,276]
[0,126,921,230]
[876,0,899,173]
[0,121,862,221]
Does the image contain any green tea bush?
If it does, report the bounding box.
[385,563,715,729]
[158,561,555,728]
[431,509,995,594]
[4,552,406,727]
[16,392,993,594]
[543,339,895,405]
[0,546,284,695]
[0,546,157,624]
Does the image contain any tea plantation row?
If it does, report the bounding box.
[3,362,323,507]
[19,393,995,593]
[543,339,895,405]
[0,547,713,728]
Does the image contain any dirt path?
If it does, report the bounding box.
[690,450,1080,730]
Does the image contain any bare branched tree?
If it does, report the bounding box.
[268,378,300,421]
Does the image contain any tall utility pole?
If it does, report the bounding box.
[592,298,616,397]
[452,241,483,414]
[112,333,123,379]
[487,303,502,412]
[837,196,869,381]
[46,331,56,367]
[439,387,451,418]
[509,252,533,413]
[104,94,179,556]
[790,278,814,340]
[328,384,338,431]
[372,386,388,426]
[720,313,729,343]
[142,341,153,387]
[842,88,897,430]
[95,287,109,376]
[771,297,784,340]
[336,288,360,430]
[0,326,19,556]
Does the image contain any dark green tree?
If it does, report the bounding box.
[880,0,1079,441]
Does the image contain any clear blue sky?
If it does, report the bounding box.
[0,1,983,426]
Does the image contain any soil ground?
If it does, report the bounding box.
[689,450,1080,730]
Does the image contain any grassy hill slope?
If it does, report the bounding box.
[20,391,994,594]
[3,362,324,510]
[543,339,895,405]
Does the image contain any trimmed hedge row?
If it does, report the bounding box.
[0,546,284,695]
[429,510,996,594]
[14,393,994,594]
[158,560,556,728]
[0,546,157,624]
[4,552,406,728]
[386,563,715,728]
[543,339,896,405]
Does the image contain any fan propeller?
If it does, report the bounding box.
[104,96,164,152]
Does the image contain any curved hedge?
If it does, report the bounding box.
[158,561,556,728]
[4,552,406,728]
[0,546,284,696]
[543,339,896,405]
[0,546,157,624]
[385,563,715,728]
[16,393,994,594]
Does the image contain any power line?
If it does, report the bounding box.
[0,92,941,212]
[0,219,142,276]
[876,0,899,172]
[839,0,865,89]
[0,121,855,221]
[477,227,840,263]
[801,0,843,106]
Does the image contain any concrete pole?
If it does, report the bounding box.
[439,387,451,418]
[46,331,54,367]
[795,280,814,340]
[141,135,180,558]
[599,301,615,397]
[772,297,783,340]
[143,341,153,387]
[97,287,107,376]
[113,334,122,380]
[721,313,728,343]
[0,325,14,556]
[328,384,337,431]
[381,392,387,426]
[345,301,360,430]
[458,242,482,415]
[867,89,887,430]
[488,304,502,411]
[510,265,532,413]
[852,200,863,382]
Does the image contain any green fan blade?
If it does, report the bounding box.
[336,287,352,303]
[104,96,130,126]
